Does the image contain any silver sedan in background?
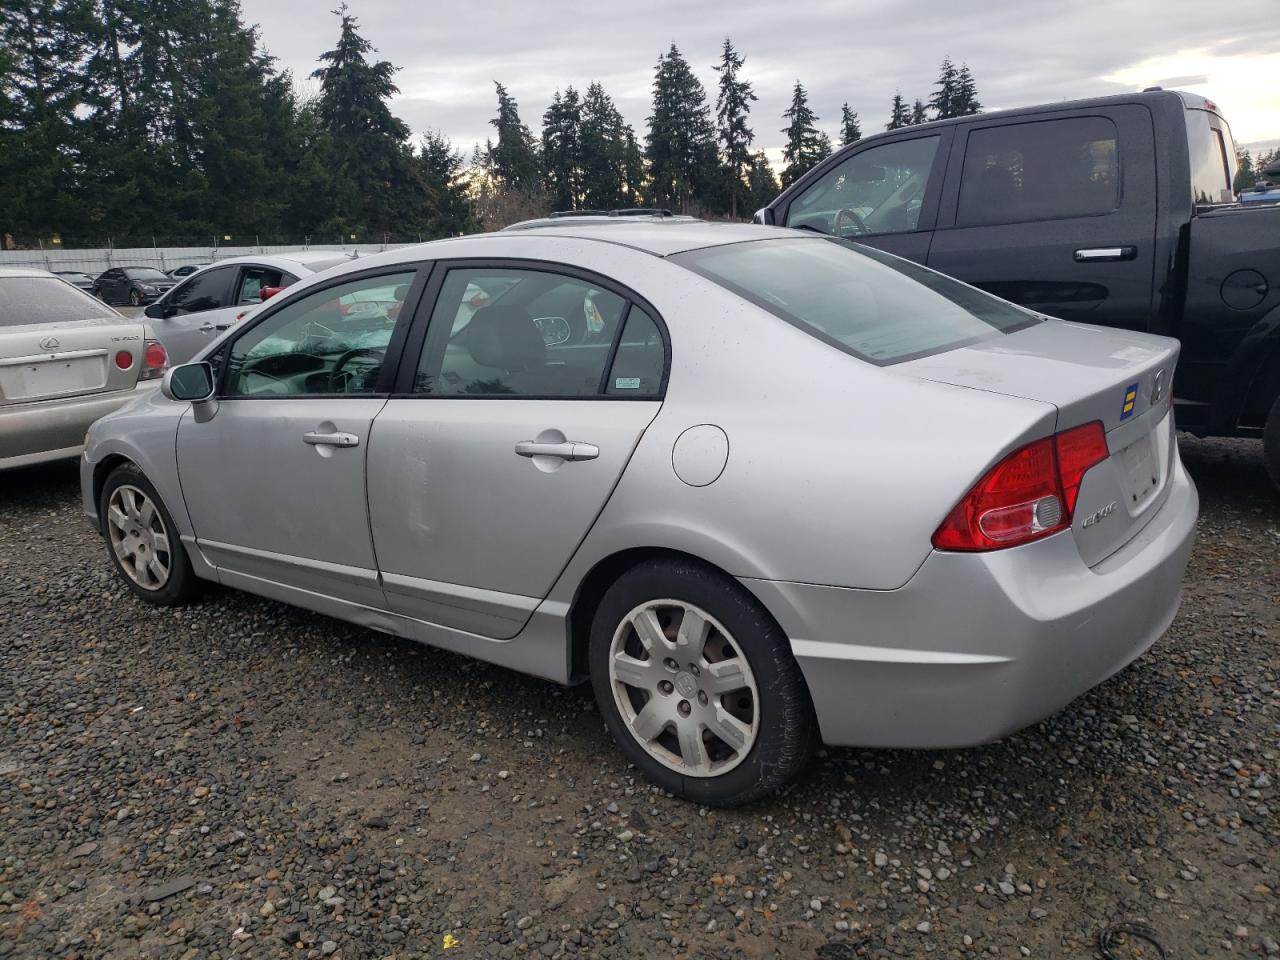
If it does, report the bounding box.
[1,267,167,471]
[80,223,1197,805]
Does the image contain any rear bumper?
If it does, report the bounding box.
[0,382,159,471]
[742,450,1199,749]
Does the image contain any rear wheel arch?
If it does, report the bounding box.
[566,546,790,683]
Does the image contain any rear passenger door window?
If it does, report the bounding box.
[412,266,648,398]
[955,116,1119,226]
[235,266,286,304]
[606,306,665,396]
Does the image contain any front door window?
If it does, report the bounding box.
[785,136,940,238]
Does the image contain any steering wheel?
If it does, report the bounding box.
[833,208,870,237]
[331,347,385,386]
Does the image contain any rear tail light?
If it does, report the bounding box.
[932,421,1108,552]
[139,339,168,380]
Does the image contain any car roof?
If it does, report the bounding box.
[488,221,792,257]
[0,266,60,279]
[505,211,702,231]
[198,250,356,272]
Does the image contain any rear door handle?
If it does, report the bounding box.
[303,431,360,448]
[1073,246,1137,262]
[515,440,599,461]
[199,322,231,333]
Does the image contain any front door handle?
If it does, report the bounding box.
[1073,246,1137,262]
[515,440,599,461]
[303,431,360,448]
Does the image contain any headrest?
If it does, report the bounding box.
[463,305,544,372]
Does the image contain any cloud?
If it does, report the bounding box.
[243,0,1280,154]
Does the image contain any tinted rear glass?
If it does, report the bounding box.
[957,116,1119,226]
[1186,108,1236,205]
[0,277,114,326]
[672,237,1038,365]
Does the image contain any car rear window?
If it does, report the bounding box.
[0,277,113,327]
[671,237,1039,365]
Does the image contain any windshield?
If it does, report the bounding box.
[672,237,1039,365]
[127,268,169,281]
[0,276,115,326]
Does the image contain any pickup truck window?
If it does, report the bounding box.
[1186,109,1236,206]
[785,136,939,238]
[956,116,1119,227]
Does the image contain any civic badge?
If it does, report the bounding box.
[39,336,61,351]
[1149,369,1166,406]
[1120,382,1139,420]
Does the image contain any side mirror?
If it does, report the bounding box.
[260,286,284,301]
[752,207,775,225]
[162,362,215,403]
[144,302,165,319]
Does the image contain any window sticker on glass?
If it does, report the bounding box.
[614,377,641,390]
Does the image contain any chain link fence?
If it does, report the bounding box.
[0,238,428,278]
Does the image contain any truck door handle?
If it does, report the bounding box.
[1074,246,1137,262]
[303,431,360,448]
[515,440,599,461]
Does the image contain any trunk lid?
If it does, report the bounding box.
[898,319,1180,566]
[0,317,146,406]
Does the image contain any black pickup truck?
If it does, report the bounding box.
[756,90,1280,489]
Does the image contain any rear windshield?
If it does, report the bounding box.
[1186,108,1237,205]
[0,276,115,326]
[671,237,1039,365]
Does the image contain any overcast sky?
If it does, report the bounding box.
[242,0,1280,163]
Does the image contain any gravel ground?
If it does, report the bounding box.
[1,437,1276,960]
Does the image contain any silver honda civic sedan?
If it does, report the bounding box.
[80,223,1198,805]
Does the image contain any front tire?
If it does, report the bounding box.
[129,288,143,306]
[588,558,816,806]
[99,464,199,605]
[1264,394,1280,494]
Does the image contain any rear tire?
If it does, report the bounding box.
[1264,394,1280,495]
[588,558,816,806]
[99,463,200,605]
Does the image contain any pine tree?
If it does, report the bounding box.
[838,103,862,146]
[745,150,781,213]
[952,63,982,116]
[928,57,959,120]
[579,81,637,209]
[418,130,475,235]
[910,99,929,125]
[541,87,583,210]
[886,92,910,130]
[645,43,717,212]
[488,81,541,192]
[0,0,93,238]
[780,80,827,187]
[713,37,756,219]
[311,4,417,236]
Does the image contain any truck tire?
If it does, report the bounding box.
[1265,395,1280,494]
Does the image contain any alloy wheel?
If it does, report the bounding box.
[608,599,759,777]
[106,484,172,590]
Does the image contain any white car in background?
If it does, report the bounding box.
[143,251,356,363]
